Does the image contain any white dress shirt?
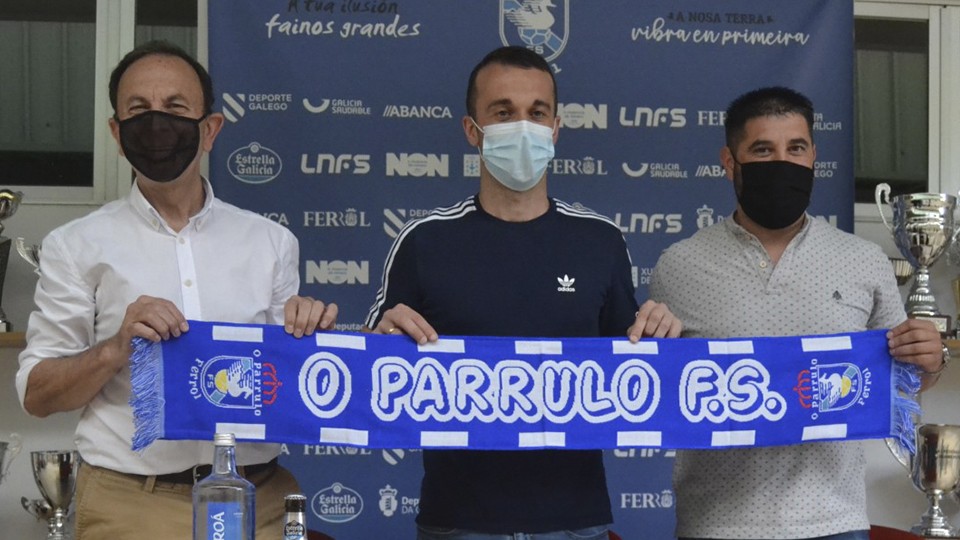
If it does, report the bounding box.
[16,179,298,475]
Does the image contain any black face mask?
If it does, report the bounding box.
[118,110,204,182]
[735,160,814,230]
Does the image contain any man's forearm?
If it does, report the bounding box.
[23,336,127,417]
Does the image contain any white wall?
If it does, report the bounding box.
[1,205,91,538]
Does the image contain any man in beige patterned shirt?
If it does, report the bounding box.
[650,86,943,540]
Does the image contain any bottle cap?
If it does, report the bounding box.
[285,493,307,512]
[213,433,236,446]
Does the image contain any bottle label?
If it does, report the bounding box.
[283,520,306,539]
[205,502,244,540]
[283,521,307,540]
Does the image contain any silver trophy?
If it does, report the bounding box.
[21,450,81,540]
[906,424,960,537]
[875,183,957,334]
[889,257,915,287]
[0,433,22,487]
[0,190,24,332]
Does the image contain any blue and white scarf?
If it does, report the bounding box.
[129,320,920,452]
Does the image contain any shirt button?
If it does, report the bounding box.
[184,279,193,287]
[179,237,186,244]
[759,261,768,268]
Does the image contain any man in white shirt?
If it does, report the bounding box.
[15,40,337,540]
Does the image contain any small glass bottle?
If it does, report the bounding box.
[193,433,256,540]
[282,494,308,540]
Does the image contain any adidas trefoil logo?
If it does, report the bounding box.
[557,274,576,293]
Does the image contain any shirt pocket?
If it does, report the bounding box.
[821,285,872,330]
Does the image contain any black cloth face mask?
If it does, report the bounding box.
[735,160,814,230]
[118,110,205,182]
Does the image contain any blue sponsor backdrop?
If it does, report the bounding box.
[207,1,852,538]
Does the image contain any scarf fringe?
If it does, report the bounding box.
[128,337,165,452]
[891,362,922,456]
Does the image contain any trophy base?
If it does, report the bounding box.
[910,313,952,337]
[912,486,960,538]
[911,509,960,538]
[911,524,960,538]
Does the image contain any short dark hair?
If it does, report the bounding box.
[465,46,557,118]
[109,40,214,117]
[724,86,814,151]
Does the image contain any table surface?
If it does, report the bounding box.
[0,332,26,349]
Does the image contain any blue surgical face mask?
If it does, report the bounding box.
[473,119,555,192]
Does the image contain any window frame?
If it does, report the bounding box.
[854,1,960,224]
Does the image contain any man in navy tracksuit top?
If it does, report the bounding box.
[364,46,682,540]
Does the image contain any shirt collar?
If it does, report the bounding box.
[723,211,813,247]
[129,177,216,233]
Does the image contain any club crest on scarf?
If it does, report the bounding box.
[794,361,871,417]
[189,354,282,414]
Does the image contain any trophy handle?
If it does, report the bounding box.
[15,237,40,275]
[3,432,21,478]
[20,496,53,521]
[875,183,893,232]
[886,437,911,469]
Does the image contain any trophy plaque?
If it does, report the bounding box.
[22,450,80,540]
[876,183,956,334]
[908,424,960,537]
[0,190,24,332]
